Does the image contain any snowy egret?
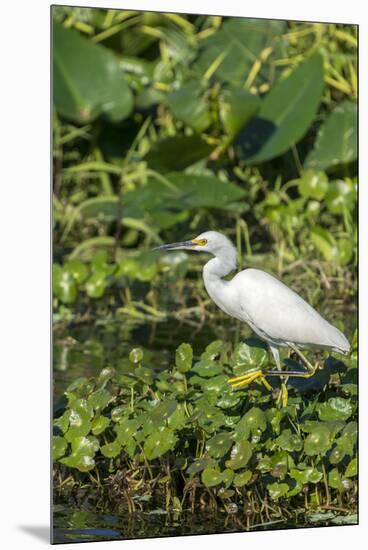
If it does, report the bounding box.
[154,230,350,390]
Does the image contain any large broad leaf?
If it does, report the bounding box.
[53,22,133,123]
[304,101,357,170]
[194,18,286,87]
[144,135,213,172]
[235,55,324,163]
[123,172,246,230]
[167,80,211,132]
[219,86,261,139]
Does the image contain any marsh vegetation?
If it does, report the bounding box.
[52,6,357,542]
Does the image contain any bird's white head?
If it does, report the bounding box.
[154,230,237,273]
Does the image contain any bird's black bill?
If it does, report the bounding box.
[153,240,195,251]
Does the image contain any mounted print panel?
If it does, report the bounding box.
[52,4,358,544]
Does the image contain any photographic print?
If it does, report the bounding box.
[52,4,358,544]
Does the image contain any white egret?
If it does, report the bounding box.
[154,230,350,390]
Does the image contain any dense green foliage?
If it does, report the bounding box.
[53,6,357,527]
[54,339,357,517]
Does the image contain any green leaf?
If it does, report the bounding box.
[151,399,178,422]
[310,225,338,262]
[226,441,253,470]
[345,458,357,478]
[236,55,324,163]
[53,265,78,304]
[290,467,322,485]
[91,415,110,436]
[305,101,357,170]
[100,439,122,458]
[219,86,260,138]
[201,375,228,394]
[144,427,177,459]
[53,436,68,460]
[201,340,224,360]
[88,389,113,412]
[70,435,99,455]
[318,398,353,421]
[85,271,108,298]
[115,418,140,445]
[328,467,343,489]
[298,170,328,200]
[53,22,133,123]
[64,398,94,441]
[242,407,267,433]
[64,260,89,283]
[206,432,233,458]
[329,446,346,465]
[335,422,357,456]
[276,429,303,452]
[192,359,223,378]
[304,425,332,456]
[267,482,289,500]
[129,348,144,364]
[194,18,286,87]
[175,343,193,373]
[232,341,268,375]
[233,470,252,487]
[144,135,213,172]
[78,196,120,221]
[201,467,223,488]
[60,453,95,472]
[167,80,211,132]
[187,457,217,475]
[326,180,356,215]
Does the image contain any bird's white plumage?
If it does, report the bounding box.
[156,230,350,358]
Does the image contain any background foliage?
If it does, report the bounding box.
[52,6,357,531]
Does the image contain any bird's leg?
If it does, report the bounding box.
[228,370,272,391]
[287,343,317,376]
[269,344,288,407]
[266,344,318,379]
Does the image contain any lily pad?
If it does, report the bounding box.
[175,343,193,373]
[242,407,267,433]
[187,457,217,475]
[91,415,110,436]
[304,425,332,456]
[115,418,140,444]
[201,467,223,488]
[60,453,96,472]
[192,359,223,378]
[232,341,268,375]
[298,170,328,200]
[233,470,252,487]
[144,427,177,460]
[226,441,253,470]
[318,397,353,421]
[276,429,303,452]
[88,389,113,412]
[345,458,357,478]
[267,481,289,500]
[100,439,122,458]
[53,436,68,460]
[206,432,233,458]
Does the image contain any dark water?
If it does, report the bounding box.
[52,503,357,543]
[53,316,235,400]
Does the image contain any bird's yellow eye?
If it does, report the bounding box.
[192,238,208,246]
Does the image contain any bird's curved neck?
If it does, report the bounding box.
[203,256,235,280]
[202,255,236,315]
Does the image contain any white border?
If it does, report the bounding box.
[1,1,366,548]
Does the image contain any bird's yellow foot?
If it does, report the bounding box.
[228,370,272,391]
